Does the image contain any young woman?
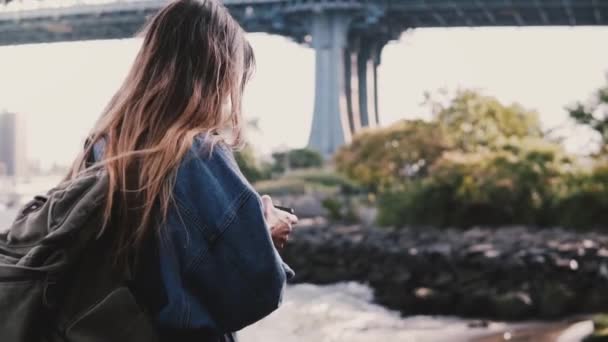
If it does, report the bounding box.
[68,0,297,340]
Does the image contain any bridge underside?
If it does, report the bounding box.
[3,1,606,45]
[0,2,162,45]
[0,15,149,45]
[1,0,607,155]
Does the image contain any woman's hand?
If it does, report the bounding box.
[260,195,298,250]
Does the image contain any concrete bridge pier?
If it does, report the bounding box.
[356,39,383,128]
[308,12,352,156]
[307,12,386,156]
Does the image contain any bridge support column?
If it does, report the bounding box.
[356,41,373,128]
[307,12,352,157]
[372,44,382,126]
[307,13,387,156]
[345,44,362,134]
[357,40,385,129]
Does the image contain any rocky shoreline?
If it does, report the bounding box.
[281,219,608,320]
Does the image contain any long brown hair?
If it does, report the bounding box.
[67,0,254,263]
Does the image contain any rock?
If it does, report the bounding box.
[600,263,608,280]
[467,243,495,254]
[358,206,378,226]
[468,320,490,328]
[492,292,533,320]
[537,283,576,318]
[414,287,434,299]
[281,222,608,321]
[484,249,501,258]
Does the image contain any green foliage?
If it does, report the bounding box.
[321,197,360,223]
[431,89,543,153]
[287,148,324,169]
[568,76,608,157]
[271,148,324,173]
[584,314,608,341]
[322,198,344,222]
[253,168,360,197]
[234,145,270,183]
[377,145,569,228]
[336,91,545,193]
[378,142,608,229]
[340,89,602,229]
[287,169,361,194]
[335,119,448,191]
[552,165,608,229]
[235,145,324,183]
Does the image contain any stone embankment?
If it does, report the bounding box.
[282,220,608,320]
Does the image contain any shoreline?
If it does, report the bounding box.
[0,210,598,340]
[281,219,608,321]
[472,318,593,342]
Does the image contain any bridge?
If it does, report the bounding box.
[1,0,607,155]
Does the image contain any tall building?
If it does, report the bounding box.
[0,111,26,178]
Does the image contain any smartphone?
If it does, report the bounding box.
[274,205,295,215]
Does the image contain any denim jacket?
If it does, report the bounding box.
[93,134,294,340]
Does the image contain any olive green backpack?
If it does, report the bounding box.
[0,169,158,342]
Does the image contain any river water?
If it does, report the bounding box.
[240,282,501,342]
[0,208,595,341]
[239,282,593,342]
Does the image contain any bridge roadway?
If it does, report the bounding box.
[1,0,607,155]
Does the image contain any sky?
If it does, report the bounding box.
[1,26,608,168]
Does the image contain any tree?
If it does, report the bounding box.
[233,118,274,182]
[234,144,269,183]
[377,144,571,228]
[288,148,324,169]
[334,119,448,191]
[553,164,608,229]
[568,76,608,157]
[429,90,543,153]
[332,89,576,227]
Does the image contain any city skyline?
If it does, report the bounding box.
[1,27,608,168]
[0,110,26,177]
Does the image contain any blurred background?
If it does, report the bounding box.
[2,0,608,341]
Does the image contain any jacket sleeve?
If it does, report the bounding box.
[172,142,293,332]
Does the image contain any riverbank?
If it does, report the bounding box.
[240,282,593,342]
[0,209,597,340]
[281,219,608,320]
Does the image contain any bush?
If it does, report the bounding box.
[236,146,324,182]
[568,76,608,159]
[287,169,361,195]
[432,89,543,154]
[254,169,360,197]
[584,314,608,341]
[343,89,608,230]
[234,145,270,183]
[378,155,608,230]
[552,165,608,229]
[321,198,343,221]
[271,148,324,174]
[321,197,360,223]
[377,145,569,228]
[335,119,448,191]
[336,91,545,192]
